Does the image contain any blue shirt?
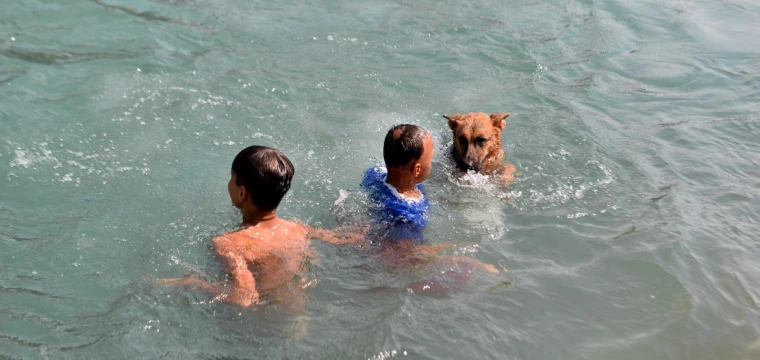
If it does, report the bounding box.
[361,166,430,244]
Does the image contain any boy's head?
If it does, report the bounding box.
[228,145,294,212]
[383,124,434,183]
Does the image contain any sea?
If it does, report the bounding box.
[1,0,760,359]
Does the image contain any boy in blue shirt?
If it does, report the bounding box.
[361,124,433,244]
[361,125,499,287]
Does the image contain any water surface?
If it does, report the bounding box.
[2,0,760,359]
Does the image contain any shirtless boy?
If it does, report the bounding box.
[159,145,358,308]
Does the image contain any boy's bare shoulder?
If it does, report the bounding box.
[280,218,311,234]
[212,232,237,250]
[278,218,310,239]
[212,228,252,249]
[211,219,309,251]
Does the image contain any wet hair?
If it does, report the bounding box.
[383,124,429,168]
[231,145,294,211]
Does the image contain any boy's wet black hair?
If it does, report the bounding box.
[231,145,294,211]
[383,124,429,168]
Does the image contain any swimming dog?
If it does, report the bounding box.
[443,112,516,184]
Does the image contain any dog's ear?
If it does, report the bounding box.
[490,112,510,130]
[443,113,463,130]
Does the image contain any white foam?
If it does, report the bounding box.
[449,170,499,192]
[8,141,151,184]
[10,149,32,168]
[567,212,588,219]
[333,189,350,207]
[9,143,61,169]
[367,350,400,360]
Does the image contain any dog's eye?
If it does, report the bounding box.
[458,136,468,145]
[476,137,487,146]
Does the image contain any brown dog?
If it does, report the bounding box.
[443,112,516,184]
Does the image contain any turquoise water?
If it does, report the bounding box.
[2,0,760,358]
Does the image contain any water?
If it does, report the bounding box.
[2,0,760,358]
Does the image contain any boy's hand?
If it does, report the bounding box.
[337,224,369,244]
[409,243,455,260]
[220,287,259,307]
[481,263,500,274]
[308,224,368,245]
[447,255,500,274]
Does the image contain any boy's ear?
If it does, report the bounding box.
[490,112,510,130]
[413,163,422,177]
[239,186,249,203]
[443,113,463,130]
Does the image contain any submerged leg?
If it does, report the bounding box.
[154,275,226,299]
[405,255,498,296]
[406,261,476,296]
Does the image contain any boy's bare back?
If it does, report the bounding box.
[213,218,312,307]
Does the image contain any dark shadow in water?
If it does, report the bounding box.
[56,327,131,353]
[656,116,760,129]
[0,47,141,66]
[90,0,183,25]
[0,308,66,329]
[73,290,139,320]
[0,334,45,349]
[0,285,75,300]
[0,70,24,85]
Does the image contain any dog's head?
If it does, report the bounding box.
[444,112,510,173]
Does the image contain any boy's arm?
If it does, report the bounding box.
[213,236,258,307]
[306,225,368,245]
[413,243,455,256]
[447,255,500,274]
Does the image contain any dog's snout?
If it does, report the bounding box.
[464,152,482,171]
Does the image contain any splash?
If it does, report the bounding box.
[6,141,150,185]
